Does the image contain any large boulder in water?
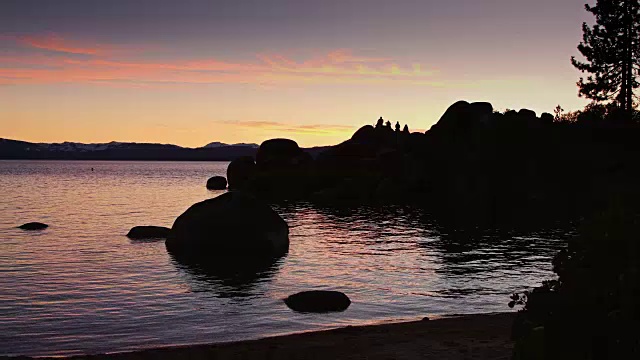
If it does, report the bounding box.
[206,176,227,190]
[127,226,170,240]
[255,138,311,169]
[284,290,351,313]
[166,191,289,258]
[227,156,256,190]
[17,222,48,230]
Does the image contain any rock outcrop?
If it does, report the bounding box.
[426,101,494,136]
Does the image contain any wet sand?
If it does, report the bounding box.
[13,313,515,360]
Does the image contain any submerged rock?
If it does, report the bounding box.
[166,191,289,257]
[127,226,170,240]
[206,176,227,190]
[17,222,48,231]
[284,290,351,313]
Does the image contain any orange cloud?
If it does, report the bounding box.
[0,33,440,87]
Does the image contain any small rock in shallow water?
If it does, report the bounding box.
[284,290,351,313]
[127,226,170,240]
[422,316,430,321]
[18,222,48,230]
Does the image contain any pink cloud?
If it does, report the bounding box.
[0,33,440,87]
[17,33,113,56]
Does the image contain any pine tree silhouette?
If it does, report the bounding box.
[571,0,640,118]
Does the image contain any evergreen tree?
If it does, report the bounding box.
[571,0,640,118]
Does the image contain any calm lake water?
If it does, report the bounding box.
[0,160,569,356]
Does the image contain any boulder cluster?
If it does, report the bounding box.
[226,101,545,205]
[225,100,640,223]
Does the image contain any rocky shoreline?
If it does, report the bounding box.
[224,100,640,225]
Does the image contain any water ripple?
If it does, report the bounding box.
[0,160,568,356]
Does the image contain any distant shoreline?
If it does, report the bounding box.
[0,138,330,162]
[12,312,515,360]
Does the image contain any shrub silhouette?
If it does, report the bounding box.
[511,201,640,358]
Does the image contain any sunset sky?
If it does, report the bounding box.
[1,0,593,147]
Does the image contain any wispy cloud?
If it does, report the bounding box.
[15,33,114,56]
[0,33,440,87]
[222,120,356,136]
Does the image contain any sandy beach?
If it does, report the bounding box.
[11,312,515,360]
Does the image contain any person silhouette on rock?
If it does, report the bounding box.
[395,121,401,132]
